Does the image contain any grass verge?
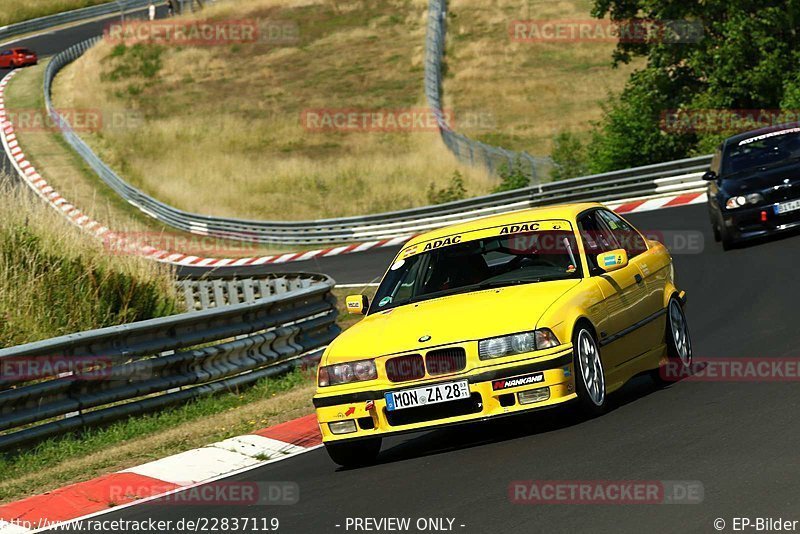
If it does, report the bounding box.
[0,178,179,346]
[0,368,317,503]
[0,0,111,27]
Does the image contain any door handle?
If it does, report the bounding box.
[635,274,644,284]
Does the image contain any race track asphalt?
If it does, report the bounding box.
[50,204,800,534]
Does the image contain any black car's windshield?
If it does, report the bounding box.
[370,230,582,314]
[723,127,800,176]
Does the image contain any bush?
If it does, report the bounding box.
[427,171,467,204]
[550,132,589,181]
[492,158,530,193]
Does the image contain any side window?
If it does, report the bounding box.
[577,211,620,274]
[597,210,648,258]
[0,51,11,56]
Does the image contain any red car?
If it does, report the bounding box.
[0,48,38,69]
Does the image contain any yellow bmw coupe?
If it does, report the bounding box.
[314,203,692,467]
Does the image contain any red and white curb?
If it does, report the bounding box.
[0,70,708,270]
[0,415,322,533]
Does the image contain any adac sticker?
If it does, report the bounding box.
[499,220,570,235]
[422,235,462,252]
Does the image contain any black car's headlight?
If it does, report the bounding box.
[318,359,377,387]
[478,329,560,360]
[726,193,764,210]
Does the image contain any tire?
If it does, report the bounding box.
[325,437,381,468]
[718,218,736,250]
[572,326,607,416]
[651,298,693,386]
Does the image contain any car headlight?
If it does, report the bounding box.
[726,193,764,210]
[318,359,377,387]
[478,329,560,360]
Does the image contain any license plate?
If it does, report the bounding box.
[385,380,469,411]
[775,199,800,215]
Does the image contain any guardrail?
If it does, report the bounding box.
[424,0,552,182]
[0,0,151,44]
[0,275,338,450]
[177,273,330,310]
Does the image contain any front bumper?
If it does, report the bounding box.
[722,203,800,240]
[314,347,576,443]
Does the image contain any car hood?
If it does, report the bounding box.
[722,162,800,197]
[324,279,581,364]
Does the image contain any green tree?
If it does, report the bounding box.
[492,158,531,193]
[589,0,800,171]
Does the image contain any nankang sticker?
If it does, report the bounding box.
[492,372,545,391]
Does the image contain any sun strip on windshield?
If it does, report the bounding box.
[399,220,574,259]
[738,127,800,146]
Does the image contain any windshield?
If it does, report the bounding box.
[370,229,582,314]
[723,128,800,176]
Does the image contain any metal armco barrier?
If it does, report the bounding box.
[0,276,339,450]
[177,273,330,310]
[43,42,711,246]
[0,0,151,43]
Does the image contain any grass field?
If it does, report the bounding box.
[5,62,312,256]
[0,0,111,27]
[53,0,639,222]
[444,0,640,155]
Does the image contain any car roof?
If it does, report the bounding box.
[723,122,800,148]
[404,202,603,247]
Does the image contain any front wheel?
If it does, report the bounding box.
[573,327,607,416]
[325,437,381,468]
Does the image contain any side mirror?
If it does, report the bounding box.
[597,249,629,273]
[345,294,369,315]
[702,170,718,181]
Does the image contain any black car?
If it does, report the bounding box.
[705,123,800,249]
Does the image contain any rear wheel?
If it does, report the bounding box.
[573,326,607,416]
[325,437,381,468]
[651,298,693,386]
